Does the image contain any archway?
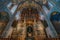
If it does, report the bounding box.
[0,11,10,35]
[25,25,34,40]
[50,12,60,37]
[26,26,33,36]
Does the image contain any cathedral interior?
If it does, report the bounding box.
[0,0,60,40]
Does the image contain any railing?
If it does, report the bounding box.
[0,38,59,40]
